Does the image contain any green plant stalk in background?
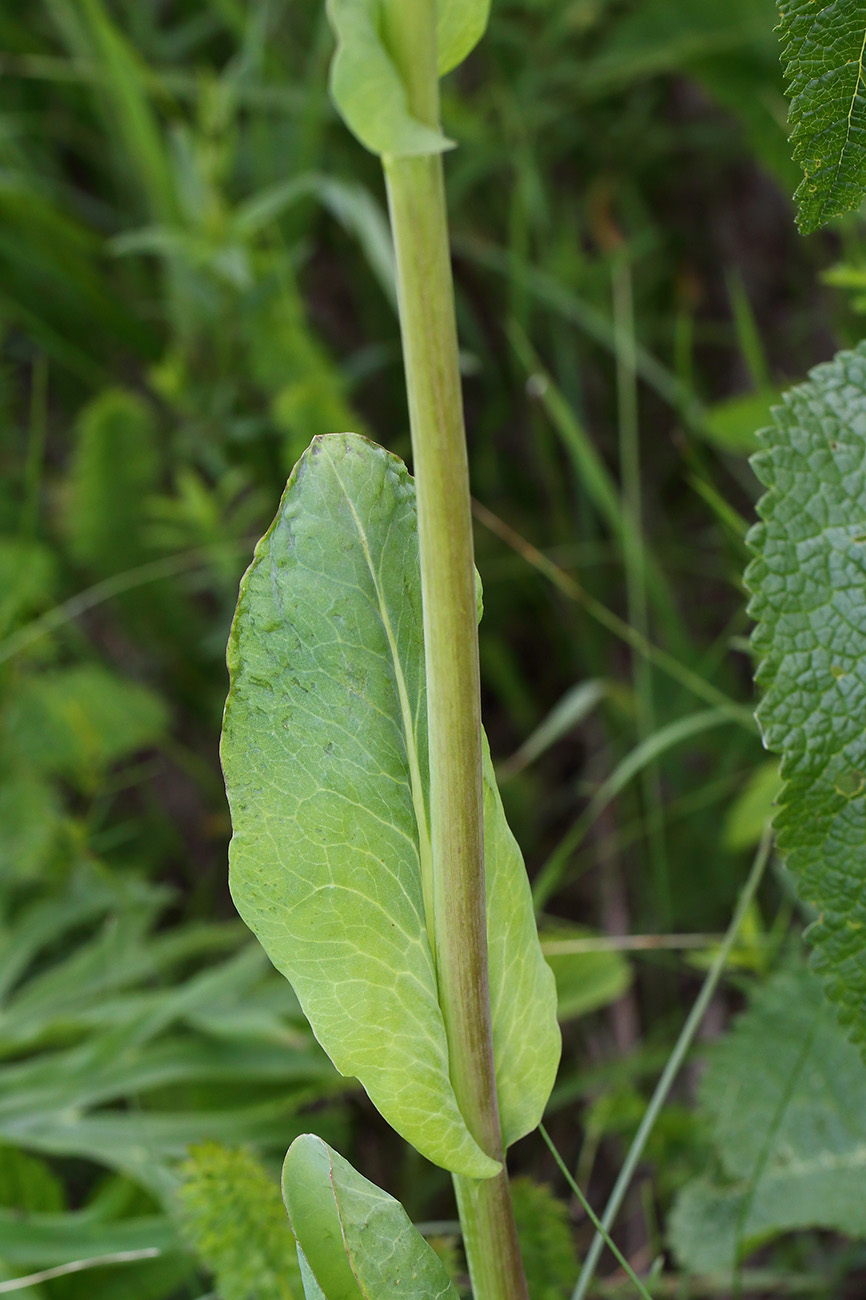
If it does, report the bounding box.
[379,3,528,1297]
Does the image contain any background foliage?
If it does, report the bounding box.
[2,0,866,1296]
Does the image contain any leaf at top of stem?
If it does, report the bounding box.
[221,433,560,1176]
[779,0,866,233]
[282,1134,459,1300]
[436,0,491,75]
[325,0,491,157]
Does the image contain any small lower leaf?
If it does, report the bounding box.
[282,1135,459,1300]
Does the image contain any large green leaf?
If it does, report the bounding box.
[670,964,866,1273]
[222,433,560,1177]
[779,0,866,232]
[326,0,490,157]
[746,343,866,1047]
[282,1135,458,1300]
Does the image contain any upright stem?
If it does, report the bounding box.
[380,5,528,1299]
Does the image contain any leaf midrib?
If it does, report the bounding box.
[328,449,437,968]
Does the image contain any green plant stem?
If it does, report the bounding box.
[571,826,774,1300]
[380,6,528,1300]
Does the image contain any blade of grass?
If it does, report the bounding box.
[0,1249,162,1294]
[532,708,736,910]
[538,1123,653,1300]
[592,1270,829,1297]
[612,254,671,928]
[21,355,48,540]
[457,237,706,435]
[48,0,178,221]
[570,827,774,1300]
[509,323,687,656]
[0,542,249,667]
[726,270,770,391]
[499,679,609,780]
[541,934,725,955]
[555,771,748,883]
[0,52,306,111]
[472,499,754,730]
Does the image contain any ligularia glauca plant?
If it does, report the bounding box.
[220,3,559,1297]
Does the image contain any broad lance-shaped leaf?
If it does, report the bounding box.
[283,1135,458,1300]
[746,342,866,1046]
[222,433,560,1177]
[326,0,490,157]
[779,0,866,233]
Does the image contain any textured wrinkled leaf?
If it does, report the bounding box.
[222,433,559,1176]
[326,0,451,157]
[746,342,866,1045]
[779,0,866,232]
[283,1135,458,1300]
[671,965,866,1273]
